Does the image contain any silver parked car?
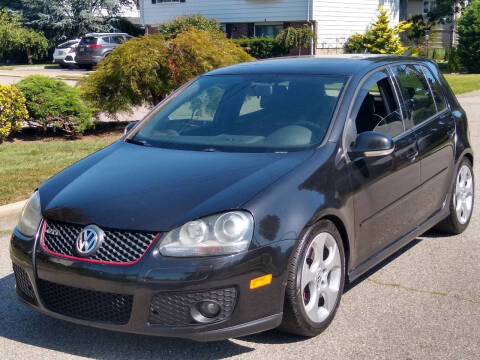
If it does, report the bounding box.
[52,39,80,68]
[75,33,133,68]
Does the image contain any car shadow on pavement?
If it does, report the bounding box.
[344,238,423,292]
[0,274,254,360]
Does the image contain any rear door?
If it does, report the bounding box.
[390,64,455,224]
[346,68,421,265]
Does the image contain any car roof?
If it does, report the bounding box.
[84,33,128,37]
[206,55,429,77]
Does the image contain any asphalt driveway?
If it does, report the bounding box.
[0,92,479,359]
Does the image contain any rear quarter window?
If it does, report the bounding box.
[422,66,447,112]
[391,64,437,126]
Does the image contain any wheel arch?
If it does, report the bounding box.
[317,214,351,279]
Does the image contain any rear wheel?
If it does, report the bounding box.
[435,158,474,234]
[280,220,345,337]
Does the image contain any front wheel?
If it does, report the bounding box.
[435,158,474,234]
[280,220,345,337]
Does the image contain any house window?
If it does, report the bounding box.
[254,24,284,38]
[423,1,436,16]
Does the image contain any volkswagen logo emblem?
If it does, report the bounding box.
[76,225,104,257]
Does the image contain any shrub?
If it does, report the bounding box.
[79,29,253,116]
[276,25,315,55]
[0,9,49,64]
[403,15,433,46]
[344,7,411,55]
[0,84,28,143]
[233,37,286,59]
[457,0,480,73]
[17,75,93,137]
[432,48,446,61]
[159,14,222,39]
[447,47,461,73]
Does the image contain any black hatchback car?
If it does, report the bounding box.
[11,56,474,341]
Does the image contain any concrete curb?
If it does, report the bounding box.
[0,199,27,231]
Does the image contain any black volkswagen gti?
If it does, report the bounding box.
[11,56,474,341]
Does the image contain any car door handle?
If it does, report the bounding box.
[447,128,456,139]
[406,150,418,162]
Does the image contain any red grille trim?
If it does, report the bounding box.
[40,220,160,266]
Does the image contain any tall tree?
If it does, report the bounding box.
[427,0,467,23]
[0,0,137,43]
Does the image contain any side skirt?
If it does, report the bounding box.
[347,204,450,282]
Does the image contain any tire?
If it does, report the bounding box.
[435,158,474,234]
[280,219,345,337]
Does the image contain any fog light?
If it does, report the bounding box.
[199,301,221,318]
[190,300,222,323]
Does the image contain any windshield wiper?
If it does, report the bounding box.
[125,138,151,147]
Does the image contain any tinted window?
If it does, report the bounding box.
[111,36,125,44]
[353,70,404,139]
[391,64,436,126]
[57,40,78,49]
[422,66,447,112]
[132,74,348,152]
[80,37,97,45]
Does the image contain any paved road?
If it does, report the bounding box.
[0,66,89,87]
[0,92,479,359]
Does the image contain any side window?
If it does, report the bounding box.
[101,37,111,44]
[391,64,437,127]
[352,70,405,139]
[422,66,447,112]
[111,36,124,44]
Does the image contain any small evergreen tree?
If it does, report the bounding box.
[345,7,411,55]
[457,0,480,73]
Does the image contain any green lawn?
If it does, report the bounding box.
[444,74,480,95]
[0,134,120,206]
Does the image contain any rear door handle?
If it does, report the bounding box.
[406,149,418,162]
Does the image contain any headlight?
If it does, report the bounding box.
[17,191,42,237]
[159,211,254,257]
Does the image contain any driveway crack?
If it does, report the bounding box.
[366,278,480,304]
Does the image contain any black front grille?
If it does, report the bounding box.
[43,220,158,264]
[149,287,237,326]
[37,279,133,325]
[13,264,36,303]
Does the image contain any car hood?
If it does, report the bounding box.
[39,141,313,231]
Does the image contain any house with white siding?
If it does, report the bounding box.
[139,0,402,53]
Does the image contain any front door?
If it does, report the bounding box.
[346,69,421,266]
[391,64,456,224]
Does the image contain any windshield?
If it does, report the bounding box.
[131,74,347,152]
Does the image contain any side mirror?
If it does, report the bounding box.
[348,131,394,159]
[124,120,139,135]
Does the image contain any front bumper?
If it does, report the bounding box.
[10,225,294,341]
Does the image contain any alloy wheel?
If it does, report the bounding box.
[455,164,474,224]
[301,232,342,323]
